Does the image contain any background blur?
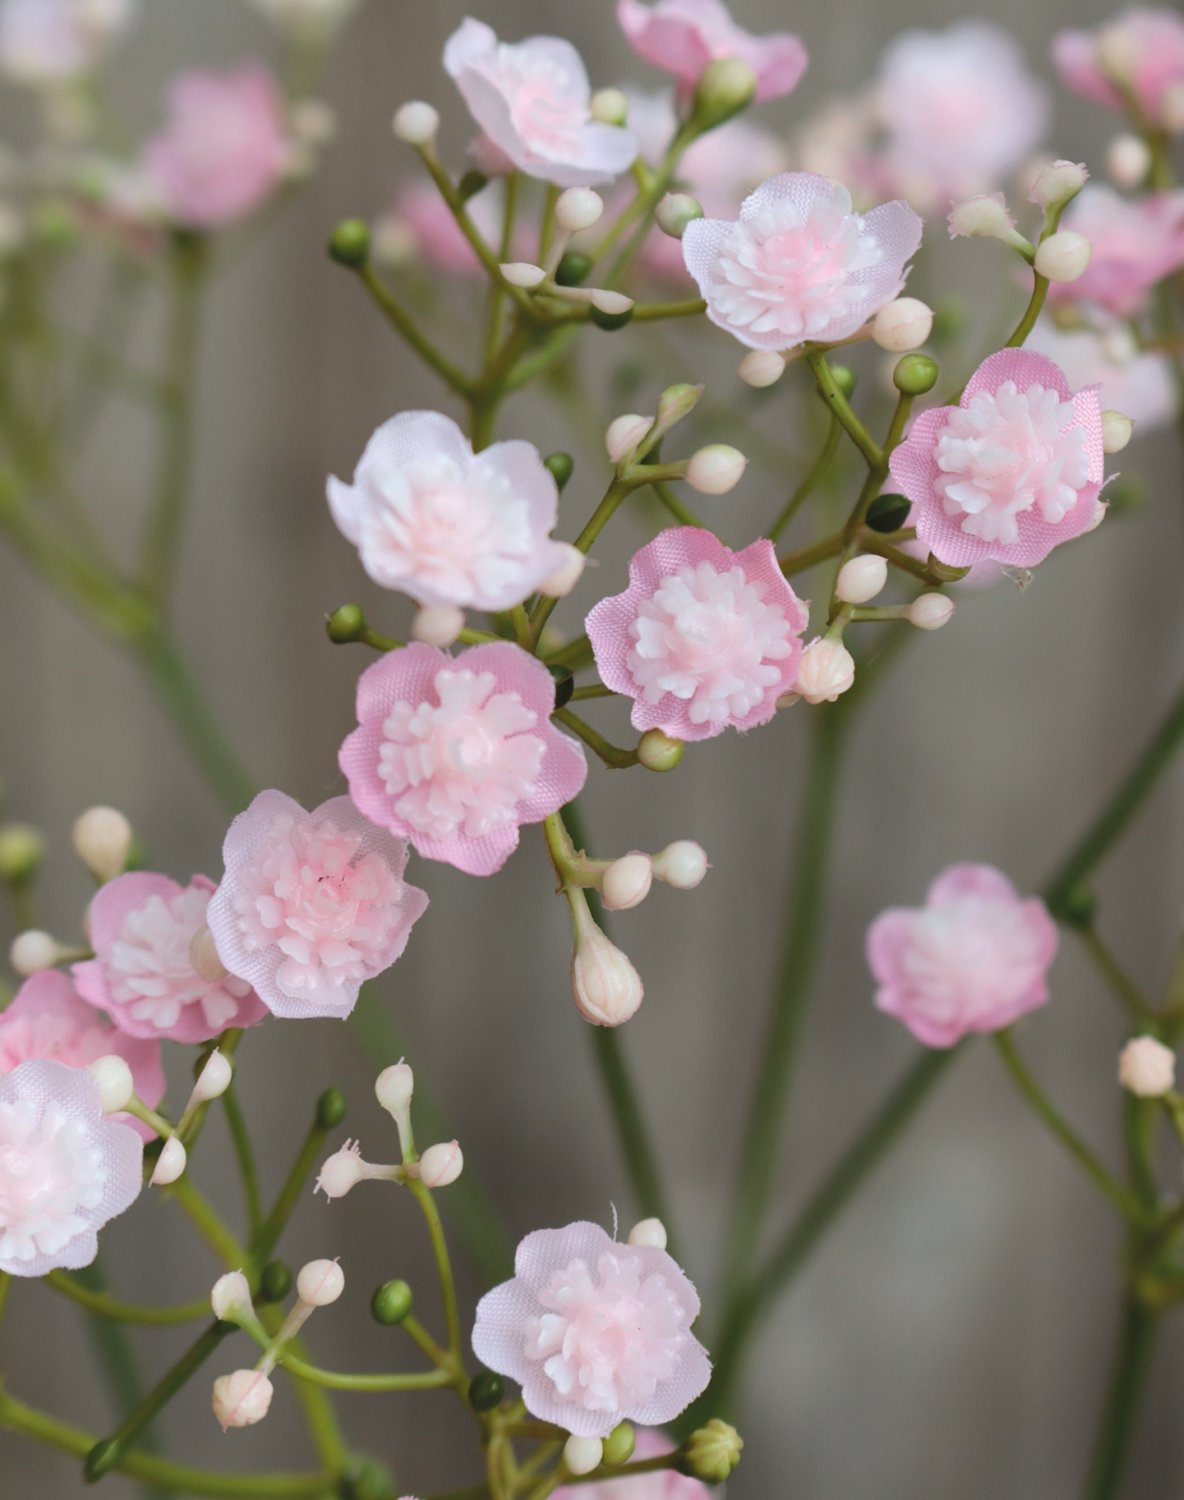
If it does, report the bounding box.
[3,1,1184,1496]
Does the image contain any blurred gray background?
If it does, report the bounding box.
[3,0,1184,1496]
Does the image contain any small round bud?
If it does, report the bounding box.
[947,193,1021,243]
[555,250,592,286]
[10,929,65,976]
[328,219,370,269]
[893,353,939,396]
[189,926,229,984]
[564,1436,604,1477]
[89,1055,134,1114]
[1101,410,1134,454]
[829,364,857,399]
[258,1261,293,1303]
[602,1422,636,1467]
[212,1370,274,1431]
[908,593,955,630]
[872,297,933,353]
[637,729,685,772]
[468,1370,505,1411]
[316,1087,348,1130]
[738,349,786,388]
[317,1141,366,1199]
[656,382,703,432]
[1034,230,1092,283]
[682,1419,744,1483]
[375,1062,414,1118]
[1118,1036,1176,1098]
[211,1271,254,1323]
[601,854,653,912]
[627,1217,668,1250]
[1096,24,1140,88]
[192,1049,233,1103]
[72,806,132,883]
[297,1259,345,1307]
[537,543,587,599]
[571,907,644,1026]
[588,288,634,317]
[151,1136,188,1187]
[392,101,439,146]
[371,1279,413,1325]
[500,260,546,289]
[590,87,628,124]
[419,1139,464,1188]
[655,191,704,240]
[0,823,44,884]
[326,603,366,643]
[651,840,709,890]
[691,56,757,129]
[836,555,888,605]
[605,413,653,464]
[794,638,855,704]
[549,665,575,710]
[686,444,747,495]
[1105,134,1151,189]
[543,452,574,491]
[412,604,465,648]
[1028,158,1088,210]
[555,188,603,234]
[865,492,912,533]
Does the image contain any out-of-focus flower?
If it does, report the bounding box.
[248,0,357,41]
[206,791,428,1020]
[0,1058,142,1276]
[683,173,922,352]
[555,1428,710,1499]
[1046,187,1184,318]
[472,1220,711,1436]
[74,873,268,1043]
[340,643,587,876]
[616,0,807,104]
[1025,319,1178,437]
[1053,9,1184,130]
[888,348,1105,568]
[587,527,808,741]
[867,864,1058,1047]
[0,0,134,85]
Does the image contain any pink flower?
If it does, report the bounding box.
[1053,10,1184,129]
[555,1429,709,1499]
[682,172,922,352]
[0,0,135,84]
[888,349,1105,569]
[327,411,571,611]
[206,792,428,1021]
[471,1220,710,1437]
[874,23,1050,209]
[0,972,164,1141]
[1026,320,1178,437]
[586,527,808,742]
[616,0,807,104]
[0,1059,142,1276]
[144,65,289,230]
[339,643,587,877]
[443,19,638,189]
[1046,188,1184,319]
[867,864,1058,1048]
[74,873,268,1043]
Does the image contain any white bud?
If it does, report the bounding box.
[600,854,653,912]
[835,555,888,605]
[1101,410,1134,454]
[1163,83,1184,134]
[316,1140,367,1200]
[1105,134,1150,189]
[192,1049,233,1104]
[1118,1036,1176,1098]
[189,926,229,983]
[590,87,628,125]
[571,905,644,1027]
[297,1259,345,1307]
[392,101,439,146]
[1028,159,1088,210]
[908,593,955,630]
[737,349,786,388]
[947,193,1022,243]
[627,1217,668,1250]
[871,297,933,353]
[651,840,709,890]
[71,805,132,883]
[211,1271,254,1323]
[151,1136,188,1187]
[605,413,653,464]
[686,444,747,495]
[555,187,603,234]
[412,604,465,648]
[419,1139,464,1188]
[655,191,703,239]
[564,1436,604,1477]
[588,288,634,316]
[375,1062,414,1119]
[1096,24,1141,88]
[89,1055,134,1114]
[500,261,547,289]
[212,1369,274,1431]
[10,929,65,975]
[537,543,587,599]
[1034,230,1092,283]
[795,638,855,704]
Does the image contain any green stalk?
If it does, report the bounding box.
[1083,1301,1160,1500]
[45,1273,209,1326]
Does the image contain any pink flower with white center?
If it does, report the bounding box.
[443,19,638,189]
[888,349,1105,569]
[73,873,267,1044]
[555,1429,709,1499]
[586,528,808,742]
[1053,9,1184,130]
[327,411,571,612]
[144,65,289,230]
[339,643,587,877]
[472,1220,710,1437]
[616,0,807,104]
[0,0,135,84]
[0,1059,142,1276]
[682,173,922,352]
[867,864,1058,1048]
[205,792,428,1021]
[1026,319,1178,438]
[874,23,1050,210]
[1046,188,1184,320]
[0,972,164,1141]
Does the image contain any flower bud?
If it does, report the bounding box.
[605,413,653,464]
[1105,134,1151,189]
[588,288,634,317]
[297,1259,345,1307]
[468,1370,506,1411]
[192,1049,233,1104]
[1096,24,1140,88]
[72,806,132,883]
[500,260,546,288]
[651,840,709,890]
[892,353,939,396]
[564,1436,604,1477]
[627,1217,668,1249]
[691,57,757,130]
[151,1136,188,1187]
[835,555,888,605]
[682,1419,744,1483]
[571,902,644,1026]
[190,926,229,983]
[371,1278,413,1325]
[655,191,703,239]
[0,824,44,885]
[686,444,747,495]
[89,1055,134,1114]
[326,603,366,643]
[603,1422,636,1467]
[1118,1036,1176,1098]
[317,1141,366,1199]
[555,188,603,234]
[328,218,370,269]
[419,1139,464,1188]
[212,1370,274,1431]
[537,543,587,599]
[1101,410,1134,454]
[211,1271,254,1324]
[794,638,855,704]
[544,452,575,491]
[1034,230,1092,283]
[1028,159,1088,210]
[590,87,628,125]
[637,729,685,772]
[947,193,1028,251]
[10,929,66,976]
[392,101,439,146]
[412,604,465,648]
[871,297,933,352]
[908,593,955,630]
[375,1062,414,1120]
[655,382,704,435]
[601,854,653,912]
[737,349,786,388]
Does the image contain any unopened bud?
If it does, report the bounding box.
[836,555,888,604]
[590,87,628,125]
[655,382,703,434]
[297,1259,345,1307]
[189,926,229,984]
[89,1055,134,1114]
[601,854,653,911]
[637,729,684,772]
[794,638,855,703]
[655,191,703,239]
[571,901,644,1026]
[1028,159,1088,210]
[682,1419,744,1483]
[738,348,786,388]
[211,1271,254,1324]
[1118,1036,1176,1097]
[1101,410,1134,454]
[908,593,955,630]
[10,929,66,975]
[537,543,587,599]
[212,1370,274,1431]
[691,56,757,130]
[627,1217,668,1249]
[947,193,1028,251]
[500,260,546,288]
[606,413,653,464]
[192,1049,233,1104]
[564,1436,604,1477]
[686,444,747,495]
[893,353,939,396]
[412,604,465,648]
[375,1062,414,1120]
[0,824,44,885]
[419,1139,464,1187]
[651,840,708,889]
[151,1136,188,1187]
[326,603,366,643]
[327,218,370,269]
[392,101,439,146]
[371,1279,413,1325]
[316,1140,367,1200]
[1105,134,1151,188]
[603,1422,636,1467]
[588,288,634,317]
[555,187,603,234]
[1096,24,1140,89]
[872,297,933,352]
[72,806,132,883]
[1034,230,1092,283]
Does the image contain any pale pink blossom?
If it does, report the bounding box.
[586,527,808,742]
[1046,188,1184,319]
[1053,9,1184,129]
[682,172,922,352]
[0,972,164,1140]
[0,1058,142,1276]
[888,349,1105,569]
[74,873,267,1043]
[144,65,289,230]
[339,643,587,876]
[443,19,638,189]
[555,1429,709,1499]
[616,0,807,104]
[471,1220,710,1437]
[206,792,428,1021]
[1025,320,1178,437]
[327,411,571,611]
[867,864,1058,1048]
[0,0,134,84]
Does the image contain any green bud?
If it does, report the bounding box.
[893,353,939,396]
[337,1458,396,1500]
[864,493,912,534]
[371,1279,413,1325]
[316,1087,347,1130]
[123,836,149,873]
[828,364,857,400]
[328,219,371,269]
[457,169,488,202]
[258,1260,293,1304]
[544,452,574,492]
[548,664,575,710]
[637,729,684,772]
[1054,883,1096,931]
[681,1419,744,1484]
[690,57,757,131]
[602,1422,635,1467]
[655,192,704,240]
[555,250,592,287]
[655,382,703,435]
[467,1370,505,1411]
[0,823,44,885]
[326,604,367,644]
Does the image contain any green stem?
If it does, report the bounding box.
[1083,1300,1159,1500]
[250,1098,338,1271]
[650,479,704,528]
[530,479,632,643]
[768,415,841,543]
[407,1177,464,1369]
[275,1353,453,1393]
[355,263,474,397]
[45,1272,210,1326]
[778,530,845,577]
[804,350,883,470]
[631,298,706,321]
[1079,926,1155,1024]
[222,1083,263,1239]
[166,1176,249,1267]
[553,708,638,770]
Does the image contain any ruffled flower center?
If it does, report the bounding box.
[626,560,794,726]
[899,898,1047,1027]
[934,380,1089,544]
[0,1097,104,1264]
[378,668,545,841]
[496,46,587,157]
